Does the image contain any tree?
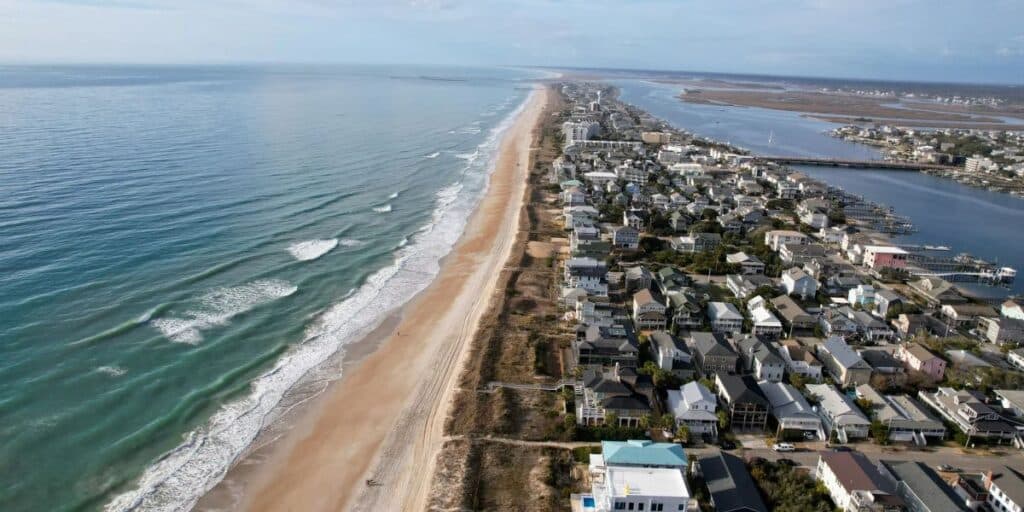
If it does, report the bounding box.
[717,409,731,430]
[870,420,889,445]
[640,361,679,390]
[675,422,689,442]
[788,372,807,390]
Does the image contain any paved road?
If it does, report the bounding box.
[686,442,1024,474]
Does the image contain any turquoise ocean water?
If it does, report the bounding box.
[0,65,537,511]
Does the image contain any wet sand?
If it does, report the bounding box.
[200,85,547,512]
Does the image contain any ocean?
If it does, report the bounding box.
[613,78,1024,298]
[0,64,538,511]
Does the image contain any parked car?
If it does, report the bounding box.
[772,443,795,452]
[936,464,961,473]
[831,446,852,452]
[719,440,737,450]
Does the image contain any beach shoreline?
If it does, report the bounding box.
[197,84,548,512]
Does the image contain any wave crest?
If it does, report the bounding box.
[287,239,339,261]
[150,279,298,345]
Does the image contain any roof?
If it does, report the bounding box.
[697,452,769,512]
[819,451,895,494]
[903,343,940,363]
[726,251,762,265]
[606,466,689,499]
[819,337,868,370]
[856,385,943,429]
[863,245,909,255]
[601,440,688,468]
[717,374,769,408]
[821,337,870,370]
[633,288,659,306]
[783,267,811,281]
[758,381,817,420]
[806,383,870,427]
[602,394,650,411]
[650,331,688,355]
[751,306,782,327]
[880,461,968,512]
[771,295,812,323]
[692,332,736,358]
[989,467,1024,506]
[995,389,1024,410]
[708,301,743,321]
[945,350,992,368]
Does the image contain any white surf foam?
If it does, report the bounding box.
[388,192,399,199]
[105,89,536,512]
[424,151,440,159]
[97,365,127,377]
[454,150,478,162]
[150,279,298,345]
[338,238,365,247]
[372,204,392,213]
[287,239,339,262]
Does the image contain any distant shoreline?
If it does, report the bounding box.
[677,88,1024,130]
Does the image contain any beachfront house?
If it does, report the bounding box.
[715,374,769,431]
[815,452,904,512]
[692,452,769,512]
[582,440,692,512]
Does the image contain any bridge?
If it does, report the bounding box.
[755,156,957,171]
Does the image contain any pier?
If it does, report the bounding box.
[756,156,957,171]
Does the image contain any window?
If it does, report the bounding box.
[628,503,634,511]
[678,504,686,511]
[638,504,645,511]
[615,503,626,510]
[652,504,664,512]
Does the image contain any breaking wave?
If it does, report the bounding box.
[287,239,339,261]
[150,280,298,345]
[372,204,392,213]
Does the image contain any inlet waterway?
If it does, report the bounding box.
[613,79,1024,298]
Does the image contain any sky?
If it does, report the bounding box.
[1,0,1023,84]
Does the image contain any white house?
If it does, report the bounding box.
[707,302,743,334]
[984,467,1024,512]
[765,230,808,251]
[565,257,607,295]
[806,383,870,443]
[666,381,718,440]
[816,452,903,512]
[848,284,876,308]
[585,441,692,512]
[750,304,784,339]
[727,251,765,275]
[782,267,818,300]
[758,381,822,438]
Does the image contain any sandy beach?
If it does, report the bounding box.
[205,85,547,512]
